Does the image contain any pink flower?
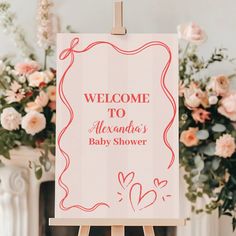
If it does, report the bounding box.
[215,134,236,158]
[177,22,207,45]
[21,111,46,135]
[192,108,211,123]
[184,82,209,109]
[47,85,56,101]
[218,93,236,121]
[15,61,40,75]
[25,102,43,113]
[27,71,45,87]
[35,91,49,107]
[5,81,25,104]
[180,127,199,147]
[0,107,22,131]
[207,75,230,97]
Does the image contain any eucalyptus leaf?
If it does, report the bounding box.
[200,143,216,156]
[199,174,208,183]
[212,158,221,170]
[197,130,209,140]
[212,124,226,133]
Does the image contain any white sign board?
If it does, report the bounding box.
[55,34,179,220]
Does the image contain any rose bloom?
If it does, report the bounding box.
[44,70,54,83]
[47,85,56,101]
[25,102,43,113]
[184,82,209,109]
[177,22,207,45]
[218,93,236,121]
[35,91,49,107]
[21,111,46,135]
[215,134,236,158]
[27,71,45,87]
[0,107,22,131]
[180,127,199,147]
[15,61,40,75]
[192,108,211,123]
[207,75,230,97]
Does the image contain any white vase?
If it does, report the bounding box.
[0,147,54,236]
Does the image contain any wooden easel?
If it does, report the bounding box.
[50,2,186,235]
[49,218,186,236]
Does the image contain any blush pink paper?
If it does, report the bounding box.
[55,34,179,219]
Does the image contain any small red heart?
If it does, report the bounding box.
[153,178,168,189]
[118,171,135,189]
[129,183,157,212]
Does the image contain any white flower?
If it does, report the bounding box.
[27,71,45,87]
[18,75,26,83]
[21,111,46,135]
[177,22,207,45]
[0,107,22,130]
[44,70,54,83]
[208,96,218,105]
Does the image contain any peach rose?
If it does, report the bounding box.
[21,111,46,135]
[47,85,56,101]
[215,134,236,158]
[15,61,40,75]
[218,93,236,121]
[27,71,45,87]
[43,70,54,83]
[184,82,209,108]
[192,108,211,123]
[177,22,207,45]
[180,127,199,147]
[35,91,49,107]
[25,102,43,113]
[207,75,230,97]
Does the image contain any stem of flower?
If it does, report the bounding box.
[44,49,47,70]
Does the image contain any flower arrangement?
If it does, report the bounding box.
[0,1,57,179]
[178,22,236,229]
[0,59,56,178]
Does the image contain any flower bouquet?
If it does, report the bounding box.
[0,1,56,179]
[178,23,236,229]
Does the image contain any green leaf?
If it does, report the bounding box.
[197,130,209,140]
[212,124,226,133]
[212,158,221,171]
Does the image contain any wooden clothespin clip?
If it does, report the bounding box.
[111,1,127,35]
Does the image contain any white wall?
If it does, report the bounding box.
[0,1,236,235]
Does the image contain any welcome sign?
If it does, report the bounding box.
[55,34,179,219]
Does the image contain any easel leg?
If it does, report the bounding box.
[111,226,125,236]
[78,226,90,236]
[143,226,155,236]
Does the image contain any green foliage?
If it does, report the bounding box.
[179,43,236,230]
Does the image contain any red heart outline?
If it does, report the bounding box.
[118,171,135,190]
[153,178,168,189]
[129,183,157,212]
